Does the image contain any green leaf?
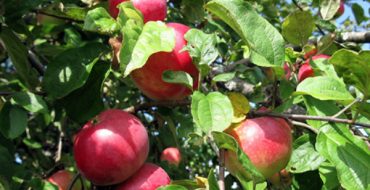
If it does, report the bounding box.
[205,0,285,67]
[43,43,109,99]
[282,11,315,46]
[22,138,42,149]
[60,61,110,123]
[123,21,175,77]
[319,162,340,190]
[329,50,370,96]
[40,3,87,21]
[0,145,14,178]
[162,70,194,90]
[11,92,48,114]
[207,169,219,190]
[213,72,236,82]
[0,27,39,89]
[83,7,120,35]
[180,0,206,22]
[287,134,326,173]
[352,3,367,24]
[157,185,187,190]
[212,131,265,182]
[0,103,27,139]
[316,124,370,190]
[310,56,340,80]
[184,29,219,76]
[117,2,144,72]
[191,91,233,133]
[296,76,354,101]
[320,0,341,20]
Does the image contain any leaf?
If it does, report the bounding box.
[60,61,110,123]
[319,162,340,190]
[162,70,194,90]
[0,145,14,178]
[296,76,354,101]
[22,138,42,149]
[282,11,315,46]
[207,169,219,190]
[184,29,219,76]
[191,91,233,133]
[320,0,341,20]
[40,3,87,21]
[213,72,235,82]
[123,21,175,76]
[329,50,370,96]
[352,3,367,25]
[0,27,39,89]
[287,134,326,173]
[83,7,120,35]
[205,0,285,67]
[157,185,187,190]
[43,43,109,99]
[316,124,370,190]
[212,131,265,182]
[11,92,48,114]
[227,92,250,123]
[0,103,27,139]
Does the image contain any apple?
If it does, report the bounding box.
[161,147,181,166]
[225,117,292,179]
[335,1,345,18]
[47,170,81,190]
[73,109,149,186]
[115,163,171,190]
[108,0,167,22]
[303,48,317,60]
[298,54,330,82]
[130,23,199,100]
[268,169,291,186]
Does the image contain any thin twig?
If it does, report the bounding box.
[291,121,318,134]
[218,149,226,190]
[123,100,190,113]
[28,50,45,75]
[68,172,81,190]
[0,91,12,96]
[250,111,370,128]
[332,98,360,118]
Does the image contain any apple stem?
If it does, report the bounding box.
[218,149,226,190]
[291,121,318,134]
[332,98,361,118]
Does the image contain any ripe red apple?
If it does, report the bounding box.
[131,23,199,100]
[73,109,149,186]
[335,1,345,18]
[161,147,181,166]
[108,0,167,22]
[298,54,330,82]
[303,48,317,60]
[115,163,171,190]
[225,117,292,179]
[47,170,81,190]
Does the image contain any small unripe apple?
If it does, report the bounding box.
[108,0,167,23]
[225,117,292,179]
[131,23,199,100]
[115,163,171,190]
[73,109,149,185]
[161,147,181,166]
[47,170,81,190]
[298,54,330,82]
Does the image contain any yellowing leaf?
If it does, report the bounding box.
[195,176,208,188]
[227,92,250,123]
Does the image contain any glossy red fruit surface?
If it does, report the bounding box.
[131,23,199,100]
[161,147,181,166]
[73,109,149,186]
[299,54,330,82]
[115,163,171,190]
[108,0,167,23]
[303,48,317,59]
[48,170,81,190]
[225,117,292,178]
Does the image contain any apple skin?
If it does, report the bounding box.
[115,163,171,190]
[225,117,292,179]
[335,1,345,17]
[131,23,199,100]
[303,48,317,60]
[161,147,181,166]
[73,109,149,186]
[47,170,81,190]
[108,0,167,22]
[298,54,330,82]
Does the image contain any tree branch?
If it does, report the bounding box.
[291,121,318,134]
[337,32,370,43]
[28,50,45,75]
[218,149,226,190]
[123,100,190,113]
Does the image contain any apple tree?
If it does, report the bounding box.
[0,0,369,189]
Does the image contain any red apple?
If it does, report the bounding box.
[47,170,81,190]
[335,1,345,17]
[225,117,292,179]
[161,147,181,166]
[73,109,149,186]
[303,48,317,60]
[131,23,199,100]
[108,0,167,23]
[115,163,171,190]
[298,54,330,82]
